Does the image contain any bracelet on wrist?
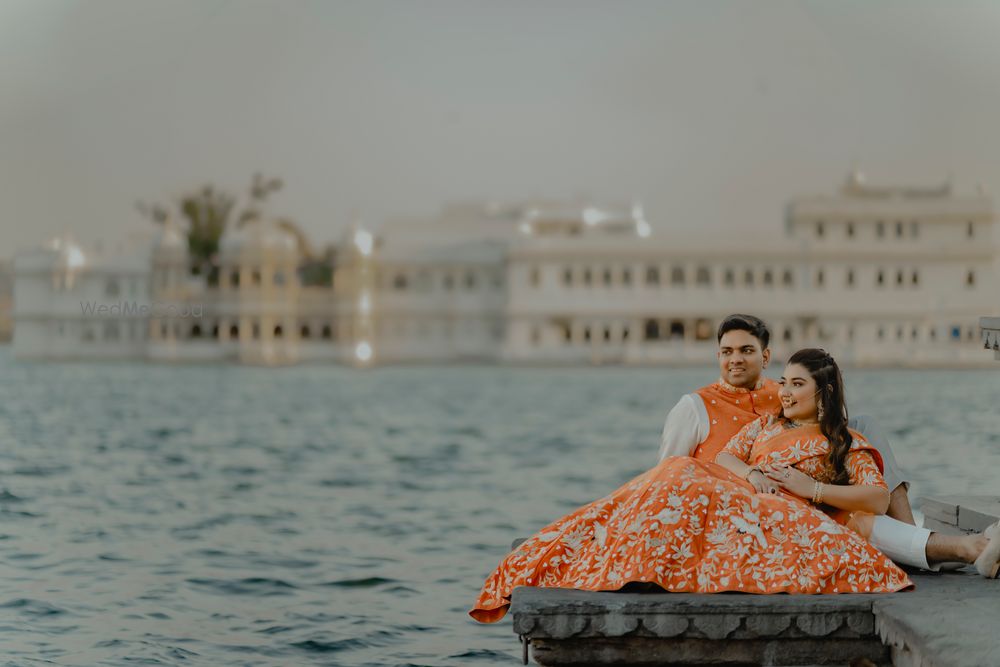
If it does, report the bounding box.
[811,481,825,504]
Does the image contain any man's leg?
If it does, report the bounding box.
[926,531,988,566]
[887,485,916,526]
[870,514,989,569]
[848,415,915,525]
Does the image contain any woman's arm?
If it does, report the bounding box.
[764,466,890,515]
[820,481,890,515]
[716,452,756,480]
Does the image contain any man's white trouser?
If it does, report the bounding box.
[868,515,937,571]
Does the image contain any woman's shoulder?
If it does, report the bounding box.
[847,428,871,450]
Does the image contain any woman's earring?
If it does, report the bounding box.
[817,403,825,420]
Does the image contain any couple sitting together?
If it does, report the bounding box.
[470,314,1000,623]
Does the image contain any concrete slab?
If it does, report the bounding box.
[874,571,1000,667]
[511,571,1000,667]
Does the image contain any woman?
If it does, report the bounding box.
[470,349,912,624]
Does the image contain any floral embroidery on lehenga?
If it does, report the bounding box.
[469,416,912,624]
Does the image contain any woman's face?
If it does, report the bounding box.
[778,362,819,422]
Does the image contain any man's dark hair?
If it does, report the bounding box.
[716,314,770,349]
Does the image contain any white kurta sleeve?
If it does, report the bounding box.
[658,394,708,462]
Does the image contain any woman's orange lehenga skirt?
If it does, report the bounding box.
[470,457,912,623]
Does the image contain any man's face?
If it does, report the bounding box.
[717,329,769,388]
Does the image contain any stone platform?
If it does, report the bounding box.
[508,496,1000,667]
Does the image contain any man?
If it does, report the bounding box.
[659,314,989,572]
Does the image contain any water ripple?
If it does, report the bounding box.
[0,352,996,666]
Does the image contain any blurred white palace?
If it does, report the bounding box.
[12,172,1000,366]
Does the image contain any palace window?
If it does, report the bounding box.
[230,271,240,288]
[966,269,976,287]
[645,266,660,285]
[895,221,904,238]
[274,325,283,338]
[622,268,632,286]
[252,323,260,339]
[443,273,454,290]
[846,269,855,287]
[669,320,686,339]
[696,266,711,286]
[724,269,735,287]
[299,324,310,339]
[896,270,904,287]
[622,326,630,341]
[743,269,754,287]
[464,271,476,289]
[912,270,919,286]
[816,269,825,287]
[876,270,885,286]
[671,266,685,286]
[644,319,660,341]
[762,269,773,287]
[783,326,793,342]
[529,267,540,288]
[583,268,592,287]
[563,267,573,287]
[583,326,592,342]
[211,324,219,339]
[603,268,613,287]
[229,324,239,338]
[846,222,855,238]
[105,278,120,297]
[393,273,408,290]
[190,324,202,338]
[816,221,825,238]
[603,326,611,342]
[782,269,793,287]
[252,269,262,286]
[563,324,572,343]
[876,222,885,239]
[967,221,975,238]
[104,321,119,341]
[322,324,333,340]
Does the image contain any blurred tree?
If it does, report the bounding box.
[298,243,336,287]
[138,173,310,286]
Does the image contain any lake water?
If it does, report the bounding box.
[0,347,996,666]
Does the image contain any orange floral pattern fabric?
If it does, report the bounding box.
[470,417,912,624]
[692,378,782,462]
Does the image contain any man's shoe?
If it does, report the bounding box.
[974,521,1000,579]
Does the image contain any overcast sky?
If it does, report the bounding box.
[3,0,1000,256]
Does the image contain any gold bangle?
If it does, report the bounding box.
[812,481,825,504]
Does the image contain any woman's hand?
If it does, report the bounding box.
[747,469,782,495]
[764,465,814,499]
